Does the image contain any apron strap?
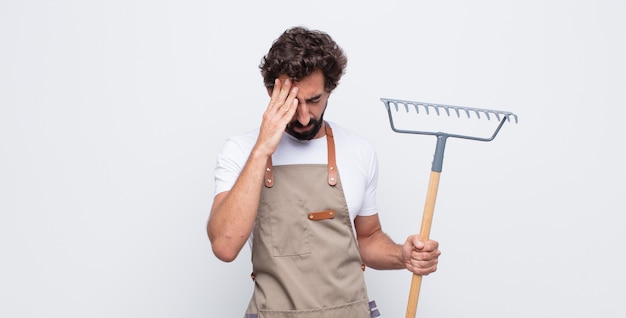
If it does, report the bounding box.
[325,122,338,186]
[264,156,274,188]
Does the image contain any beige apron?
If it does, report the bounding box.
[244,123,379,318]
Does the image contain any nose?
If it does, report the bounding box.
[295,100,311,126]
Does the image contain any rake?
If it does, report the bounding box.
[380,98,518,318]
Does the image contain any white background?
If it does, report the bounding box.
[1,0,625,317]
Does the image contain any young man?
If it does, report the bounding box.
[208,26,441,318]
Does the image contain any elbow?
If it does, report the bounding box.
[212,245,239,263]
[208,235,241,263]
[206,215,246,262]
[358,250,375,269]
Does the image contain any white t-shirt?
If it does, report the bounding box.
[213,121,379,243]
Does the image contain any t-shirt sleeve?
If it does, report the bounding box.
[213,136,248,196]
[357,145,379,217]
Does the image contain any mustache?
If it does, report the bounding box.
[288,119,317,129]
[285,115,324,141]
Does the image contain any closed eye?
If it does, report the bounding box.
[305,94,323,104]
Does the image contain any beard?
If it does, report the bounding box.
[285,111,325,141]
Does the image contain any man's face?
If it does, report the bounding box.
[277,69,330,140]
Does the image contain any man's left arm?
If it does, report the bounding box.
[354,214,441,275]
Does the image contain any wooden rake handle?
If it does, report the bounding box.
[406,134,448,318]
[405,170,441,318]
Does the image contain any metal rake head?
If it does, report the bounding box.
[381,98,518,142]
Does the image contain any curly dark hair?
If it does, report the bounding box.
[260,26,347,92]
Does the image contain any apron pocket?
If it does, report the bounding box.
[266,200,311,257]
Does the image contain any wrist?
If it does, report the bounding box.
[396,243,407,269]
[250,145,273,162]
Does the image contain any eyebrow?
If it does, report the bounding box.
[303,94,323,103]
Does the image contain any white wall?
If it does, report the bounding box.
[1,0,625,317]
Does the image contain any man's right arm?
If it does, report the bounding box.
[207,78,299,262]
[207,147,269,262]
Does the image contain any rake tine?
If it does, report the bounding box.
[453,107,461,118]
[433,105,441,116]
[442,105,451,116]
[474,109,481,120]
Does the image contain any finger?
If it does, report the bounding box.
[281,97,298,117]
[420,240,439,252]
[410,262,438,276]
[414,260,440,275]
[273,78,294,112]
[268,78,292,112]
[411,236,425,250]
[410,256,439,269]
[413,242,440,256]
[268,78,282,109]
[281,86,299,112]
[412,251,439,263]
